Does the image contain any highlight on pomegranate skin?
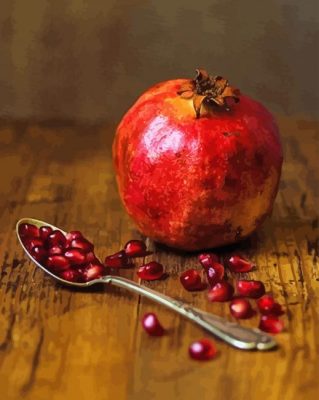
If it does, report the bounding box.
[19,223,105,283]
[141,313,165,336]
[137,261,164,281]
[208,281,234,302]
[180,269,205,291]
[188,339,217,361]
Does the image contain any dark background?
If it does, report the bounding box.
[1,0,318,123]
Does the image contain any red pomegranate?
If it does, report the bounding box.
[113,69,283,250]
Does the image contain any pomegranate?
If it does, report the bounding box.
[124,240,148,257]
[208,281,234,302]
[188,339,217,361]
[39,226,53,241]
[46,255,70,272]
[205,263,225,287]
[113,69,283,250]
[236,280,265,299]
[47,230,67,248]
[257,295,284,316]
[141,313,165,336]
[64,249,87,266]
[104,250,128,268]
[229,298,254,319]
[19,223,39,239]
[137,261,164,281]
[259,315,284,334]
[180,269,204,291]
[226,255,254,273]
[198,253,219,270]
[30,246,47,263]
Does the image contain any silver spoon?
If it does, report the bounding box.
[16,218,277,351]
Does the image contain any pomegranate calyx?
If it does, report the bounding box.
[177,68,240,118]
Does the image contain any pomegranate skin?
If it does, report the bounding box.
[113,78,283,250]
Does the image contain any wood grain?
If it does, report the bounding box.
[0,116,318,400]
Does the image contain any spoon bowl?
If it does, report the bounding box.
[16,217,277,351]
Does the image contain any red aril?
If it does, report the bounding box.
[227,255,254,273]
[141,313,165,336]
[124,240,148,257]
[24,238,44,251]
[59,269,81,282]
[46,255,70,272]
[208,281,234,302]
[39,226,53,241]
[30,246,47,263]
[104,250,128,268]
[66,230,83,245]
[259,315,284,334]
[229,298,254,319]
[82,263,105,281]
[198,253,218,270]
[236,280,265,299]
[188,339,217,361]
[257,295,284,316]
[64,249,87,266]
[137,261,164,281]
[205,262,225,287]
[86,251,100,264]
[19,223,39,239]
[47,230,67,248]
[70,238,93,253]
[48,245,63,256]
[180,269,204,291]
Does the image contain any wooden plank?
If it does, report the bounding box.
[0,117,318,400]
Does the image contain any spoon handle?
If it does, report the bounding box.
[104,275,276,351]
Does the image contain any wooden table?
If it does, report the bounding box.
[0,117,318,400]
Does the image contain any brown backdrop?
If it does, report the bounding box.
[0,0,318,123]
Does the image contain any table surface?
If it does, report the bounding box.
[0,116,318,400]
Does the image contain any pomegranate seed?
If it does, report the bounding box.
[227,255,254,273]
[86,251,100,264]
[180,269,204,291]
[198,253,218,270]
[66,230,83,244]
[104,250,128,268]
[229,298,254,319]
[24,237,44,251]
[47,230,67,248]
[64,248,87,266]
[30,246,47,263]
[124,240,148,257]
[82,263,105,281]
[257,295,284,316]
[205,262,225,287]
[59,269,81,282]
[70,238,93,253]
[208,281,234,302]
[39,226,53,241]
[48,245,63,255]
[141,313,165,336]
[259,315,284,334]
[19,223,39,239]
[137,261,164,281]
[188,339,217,361]
[236,280,265,299]
[46,255,70,272]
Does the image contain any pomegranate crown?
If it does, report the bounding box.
[177,68,240,118]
